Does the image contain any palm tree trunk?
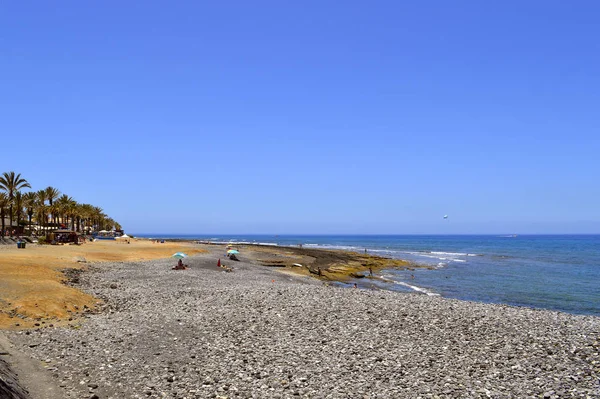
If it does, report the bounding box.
[1,209,5,237]
[8,204,13,232]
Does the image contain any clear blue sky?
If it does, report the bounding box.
[2,1,599,234]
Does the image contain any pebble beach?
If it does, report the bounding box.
[4,246,599,399]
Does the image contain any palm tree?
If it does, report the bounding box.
[35,190,48,232]
[55,194,72,227]
[92,206,104,231]
[0,173,123,236]
[0,172,31,229]
[13,191,24,228]
[56,194,78,230]
[67,201,79,231]
[80,203,95,233]
[75,203,86,233]
[104,217,115,231]
[44,186,61,227]
[23,192,37,235]
[0,193,9,237]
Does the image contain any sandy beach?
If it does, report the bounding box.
[1,242,599,398]
[0,240,207,329]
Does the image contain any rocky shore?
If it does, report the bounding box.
[5,248,600,398]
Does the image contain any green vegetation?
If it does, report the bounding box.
[0,171,121,237]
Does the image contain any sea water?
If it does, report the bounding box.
[134,234,600,316]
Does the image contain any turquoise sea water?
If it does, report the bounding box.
[134,234,600,316]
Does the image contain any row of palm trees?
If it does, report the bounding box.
[0,171,121,237]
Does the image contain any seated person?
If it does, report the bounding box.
[173,258,187,270]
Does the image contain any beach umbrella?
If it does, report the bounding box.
[172,252,188,259]
[227,249,239,254]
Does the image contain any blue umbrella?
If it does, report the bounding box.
[172,252,188,259]
[227,250,240,254]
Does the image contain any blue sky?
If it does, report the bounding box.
[1,1,599,234]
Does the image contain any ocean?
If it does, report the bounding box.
[133,234,600,316]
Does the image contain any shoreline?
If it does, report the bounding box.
[136,238,429,284]
[3,249,599,398]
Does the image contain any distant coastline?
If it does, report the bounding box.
[135,234,600,316]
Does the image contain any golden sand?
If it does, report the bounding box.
[0,240,205,330]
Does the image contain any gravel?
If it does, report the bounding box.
[8,251,600,398]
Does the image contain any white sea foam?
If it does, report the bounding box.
[379,276,440,296]
[430,251,469,256]
[369,249,401,255]
[413,254,448,260]
[304,244,362,251]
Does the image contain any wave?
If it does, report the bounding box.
[379,275,440,296]
[205,240,278,246]
[304,244,363,251]
[430,251,469,256]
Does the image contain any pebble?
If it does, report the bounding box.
[7,251,600,398]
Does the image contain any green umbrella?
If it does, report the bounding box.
[172,252,188,259]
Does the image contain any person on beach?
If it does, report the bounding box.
[369,267,373,277]
[173,259,186,270]
[353,283,358,288]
